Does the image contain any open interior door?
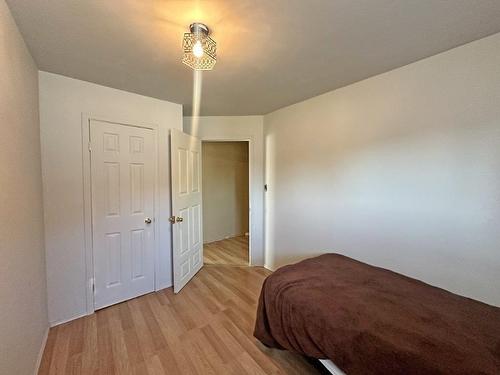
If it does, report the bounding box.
[170,129,203,293]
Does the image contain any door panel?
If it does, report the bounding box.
[171,129,203,293]
[191,150,200,192]
[131,229,145,279]
[191,204,201,246]
[105,233,122,286]
[130,163,144,214]
[90,120,155,309]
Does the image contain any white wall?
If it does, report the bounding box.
[39,72,182,325]
[0,1,48,373]
[202,141,249,243]
[184,116,264,265]
[264,32,500,306]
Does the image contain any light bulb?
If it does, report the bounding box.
[192,40,204,58]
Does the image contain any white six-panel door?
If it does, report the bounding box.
[170,129,203,293]
[90,120,155,309]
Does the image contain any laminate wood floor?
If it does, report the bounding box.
[38,263,321,374]
[204,236,249,266]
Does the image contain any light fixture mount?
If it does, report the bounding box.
[190,23,209,35]
[182,22,216,71]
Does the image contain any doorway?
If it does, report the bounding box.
[202,141,250,266]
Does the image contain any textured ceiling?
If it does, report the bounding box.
[6,0,500,115]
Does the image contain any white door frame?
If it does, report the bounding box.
[201,137,254,265]
[81,113,161,315]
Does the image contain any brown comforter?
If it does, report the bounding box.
[254,254,500,375]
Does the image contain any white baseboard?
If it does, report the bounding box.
[50,311,88,327]
[34,326,49,375]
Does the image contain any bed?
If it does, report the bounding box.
[254,254,500,375]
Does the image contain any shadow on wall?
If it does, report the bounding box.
[263,33,500,306]
[266,121,500,265]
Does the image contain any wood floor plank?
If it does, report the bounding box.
[238,351,269,375]
[39,237,319,375]
[218,317,282,375]
[66,318,84,371]
[107,306,133,375]
[204,235,249,265]
[49,324,71,374]
[38,324,58,374]
[200,324,236,364]
[96,309,116,375]
[80,315,98,374]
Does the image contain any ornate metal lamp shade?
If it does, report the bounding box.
[182,23,216,71]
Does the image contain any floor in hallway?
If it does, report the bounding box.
[204,235,249,266]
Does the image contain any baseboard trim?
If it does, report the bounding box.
[34,326,49,375]
[49,312,88,327]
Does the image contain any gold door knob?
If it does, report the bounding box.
[168,216,184,224]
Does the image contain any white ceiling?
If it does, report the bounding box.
[7,0,500,115]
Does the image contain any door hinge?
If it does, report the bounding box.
[90,278,95,294]
[88,142,92,152]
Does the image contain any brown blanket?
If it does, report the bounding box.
[254,254,500,375]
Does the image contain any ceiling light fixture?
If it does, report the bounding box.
[182,23,216,71]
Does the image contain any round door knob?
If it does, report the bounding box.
[145,217,152,224]
[176,217,183,223]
